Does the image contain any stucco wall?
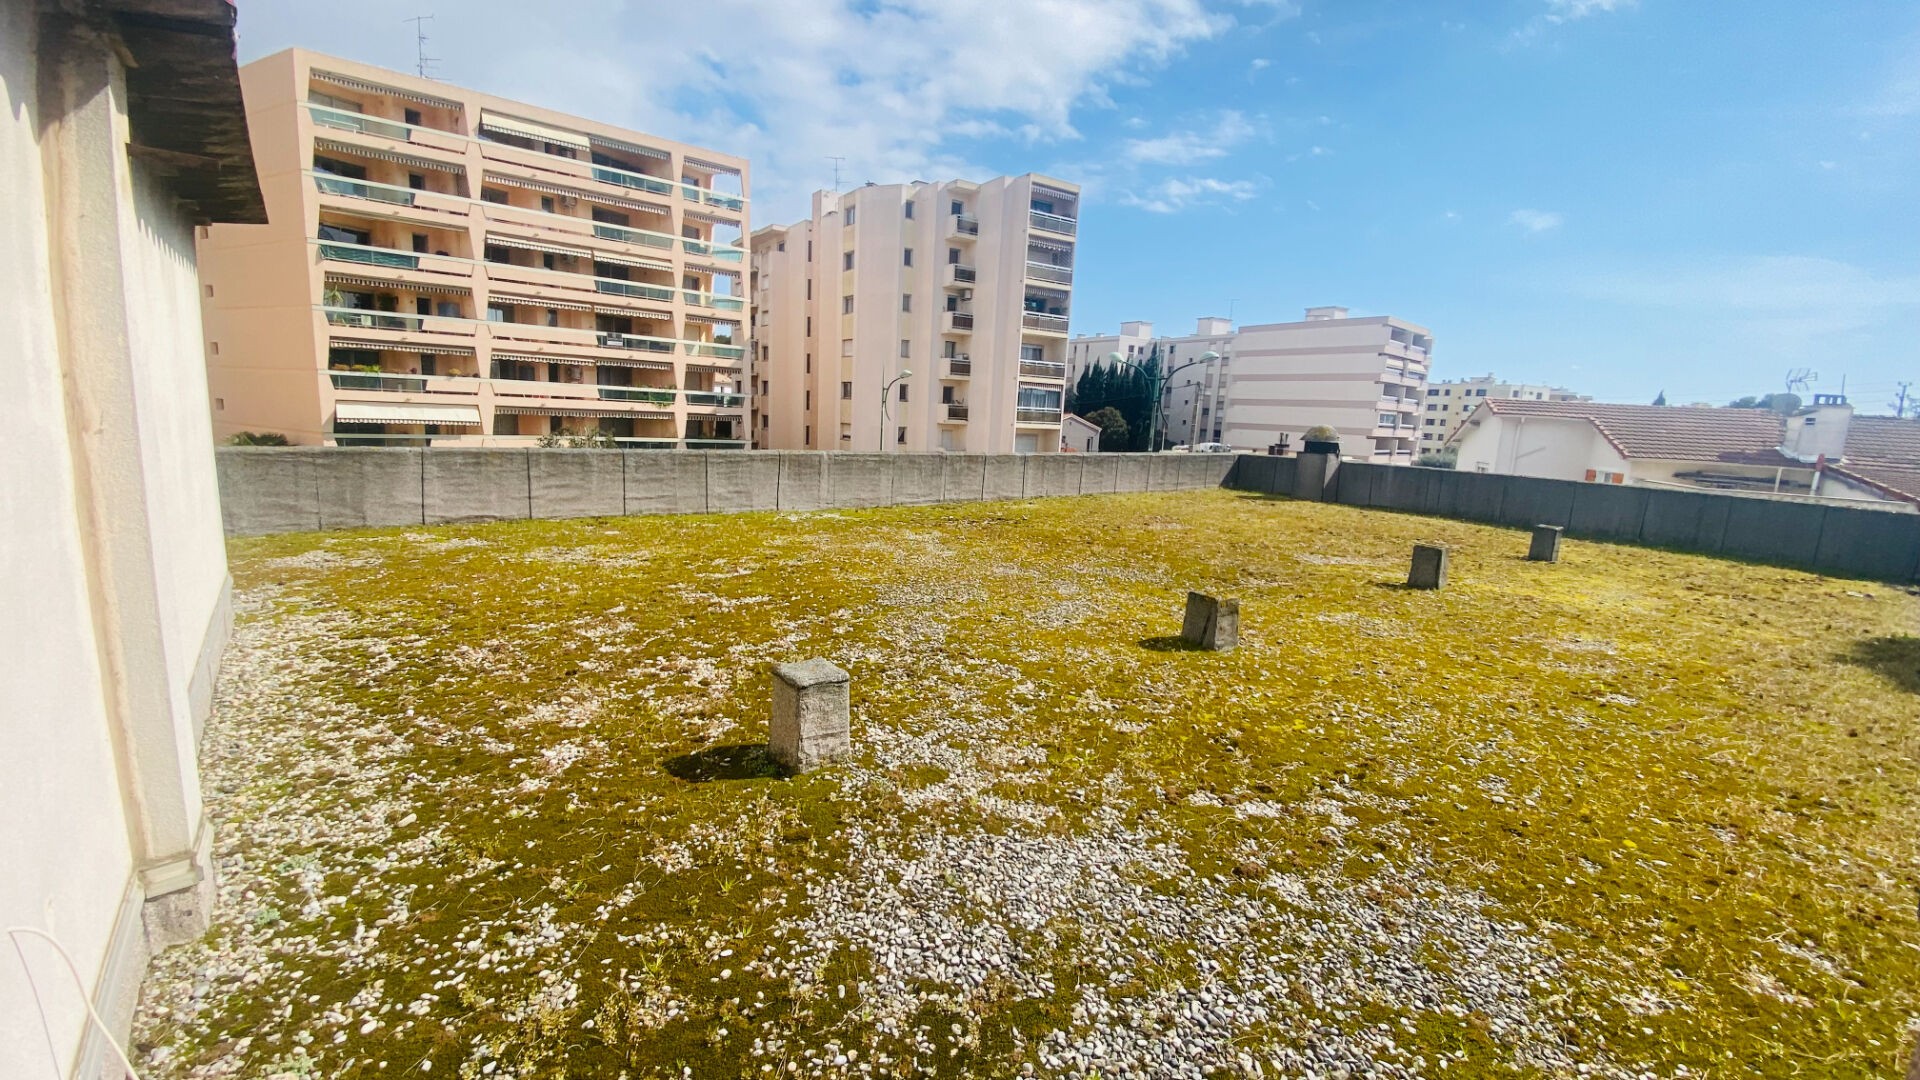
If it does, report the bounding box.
[1452,412,1627,481]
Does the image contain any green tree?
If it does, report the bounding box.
[1085,406,1130,452]
[226,431,290,446]
[1652,390,1668,406]
[1415,445,1458,469]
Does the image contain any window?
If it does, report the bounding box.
[805,424,811,444]
[408,173,426,191]
[897,381,909,400]
[902,294,912,312]
[1020,344,1044,362]
[845,205,856,226]
[412,233,429,253]
[841,381,853,399]
[951,200,963,215]
[806,280,812,300]
[805,317,812,336]
[805,353,812,373]
[1476,389,1487,396]
[487,304,510,323]
[420,354,437,376]
[842,296,854,314]
[484,244,509,264]
[805,390,811,409]
[541,196,555,213]
[841,339,853,357]
[900,339,912,359]
[903,248,913,266]
[806,241,813,261]
[762,414,769,429]
[904,202,915,219]
[777,241,786,252]
[481,187,508,204]
[1428,388,1440,396]
[843,251,854,270]
[1379,413,1397,427]
[897,426,907,445]
[947,247,960,265]
[1426,404,1436,412]
[1016,386,1062,412]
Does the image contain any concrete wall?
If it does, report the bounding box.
[1224,457,1920,583]
[217,449,1239,535]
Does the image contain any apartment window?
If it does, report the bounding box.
[897,381,909,401]
[805,390,812,409]
[761,414,769,429]
[947,247,960,265]
[805,353,812,373]
[541,196,556,213]
[806,241,813,261]
[487,304,510,323]
[845,206,856,226]
[412,233,428,253]
[842,296,854,314]
[415,297,431,316]
[950,200,963,215]
[900,339,912,359]
[408,173,426,191]
[903,248,913,266]
[1424,419,1435,426]
[481,187,508,204]
[420,354,437,376]
[805,317,812,336]
[806,280,812,300]
[1020,344,1044,362]
[1476,389,1487,396]
[777,241,786,252]
[404,107,422,126]
[897,426,907,445]
[1428,388,1440,396]
[841,339,853,357]
[805,424,811,444]
[1379,414,1397,427]
[484,244,509,264]
[843,251,855,270]
[1426,404,1436,411]
[841,381,853,400]
[942,341,956,358]
[902,294,912,312]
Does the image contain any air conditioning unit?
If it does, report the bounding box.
[560,196,578,208]
[959,289,973,301]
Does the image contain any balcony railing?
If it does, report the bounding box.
[590,165,677,197]
[597,386,678,406]
[945,403,970,421]
[594,278,676,302]
[688,341,745,360]
[322,307,427,331]
[597,332,679,353]
[1025,261,1072,284]
[328,371,425,392]
[946,356,972,377]
[684,291,746,312]
[1022,311,1070,333]
[684,438,748,449]
[681,238,746,262]
[1019,359,1067,379]
[318,242,420,270]
[588,222,676,250]
[314,173,414,206]
[679,185,747,212]
[683,391,745,408]
[1029,209,1078,235]
[1016,408,1063,424]
[944,263,977,285]
[949,213,979,237]
[308,103,415,141]
[944,311,974,332]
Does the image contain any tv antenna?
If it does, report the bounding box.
[1891,381,1913,419]
[1784,367,1816,395]
[827,156,845,192]
[1227,298,1241,324]
[404,14,438,79]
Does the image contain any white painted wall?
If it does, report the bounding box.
[1452,411,1626,480]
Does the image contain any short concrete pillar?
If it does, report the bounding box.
[1528,524,1564,563]
[1293,451,1340,502]
[1180,591,1239,651]
[770,659,850,773]
[1408,544,1449,590]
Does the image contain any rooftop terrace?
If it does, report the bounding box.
[133,490,1920,1077]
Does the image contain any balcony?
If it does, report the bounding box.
[688,341,745,361]
[593,277,677,303]
[1029,209,1077,236]
[1021,312,1070,335]
[590,222,676,250]
[589,164,677,197]
[312,173,468,221]
[596,386,678,407]
[942,263,977,288]
[683,391,745,408]
[944,403,970,422]
[1016,409,1062,425]
[684,439,749,449]
[943,311,974,333]
[946,213,979,240]
[329,371,424,393]
[1019,359,1067,380]
[1025,261,1072,285]
[679,184,747,213]
[321,307,475,337]
[305,103,466,155]
[680,238,746,262]
[683,290,746,312]
[945,356,972,378]
[318,242,419,270]
[595,331,679,354]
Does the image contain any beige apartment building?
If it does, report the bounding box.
[1221,306,1433,462]
[1068,317,1237,447]
[749,175,1079,453]
[199,50,750,448]
[1421,374,1588,448]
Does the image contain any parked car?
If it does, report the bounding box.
[1191,442,1234,454]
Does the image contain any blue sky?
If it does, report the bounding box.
[236,0,1920,408]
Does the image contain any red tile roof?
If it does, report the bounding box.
[1467,399,1789,462]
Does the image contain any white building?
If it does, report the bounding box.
[1222,306,1433,463]
[750,174,1080,453]
[4,2,263,1076]
[1065,317,1235,447]
[1061,412,1102,453]
[1421,374,1588,448]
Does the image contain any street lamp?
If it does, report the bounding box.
[879,369,912,451]
[1103,349,1219,451]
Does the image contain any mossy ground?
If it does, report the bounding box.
[134,490,1920,1078]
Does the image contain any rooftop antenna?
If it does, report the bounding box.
[1891,381,1912,419]
[826,156,845,192]
[404,14,438,79]
[1227,298,1241,324]
[1785,367,1816,396]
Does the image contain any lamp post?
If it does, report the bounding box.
[879,369,912,451]
[1103,350,1219,451]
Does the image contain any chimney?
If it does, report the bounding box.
[1782,395,1853,463]
[1304,306,1348,321]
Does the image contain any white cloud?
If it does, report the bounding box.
[1122,110,1257,165]
[237,0,1238,222]
[1119,176,1262,213]
[1249,57,1272,73]
[1509,208,1564,234]
[1510,0,1636,44]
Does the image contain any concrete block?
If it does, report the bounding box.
[1566,483,1648,541]
[940,453,987,503]
[777,453,831,511]
[217,448,320,535]
[892,454,945,505]
[1408,544,1449,589]
[1113,455,1150,493]
[769,659,851,773]
[423,449,530,524]
[1719,496,1826,568]
[1233,455,1279,495]
[1813,506,1920,581]
[528,450,623,520]
[1180,592,1239,651]
[1294,452,1339,502]
[982,455,1025,501]
[1268,455,1299,495]
[1333,461,1375,507]
[707,453,780,513]
[1528,524,1564,563]
[624,451,708,516]
[1079,454,1119,494]
[1497,476,1576,529]
[829,453,893,508]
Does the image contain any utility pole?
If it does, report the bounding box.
[1893,381,1914,419]
[404,15,437,79]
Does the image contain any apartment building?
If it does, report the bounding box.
[1068,318,1236,447]
[198,50,750,448]
[1221,306,1433,462]
[749,175,1080,453]
[1422,374,1588,448]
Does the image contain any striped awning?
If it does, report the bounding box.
[589,133,669,160]
[313,70,463,111]
[328,337,475,357]
[683,156,741,176]
[489,294,595,312]
[494,405,653,419]
[484,233,591,259]
[594,303,673,320]
[590,251,671,271]
[682,208,735,226]
[588,355,674,371]
[682,313,741,326]
[486,173,659,213]
[686,361,742,373]
[1027,238,1074,256]
[686,264,743,280]
[492,351,594,367]
[335,401,482,426]
[314,138,463,175]
[479,110,590,150]
[324,272,470,297]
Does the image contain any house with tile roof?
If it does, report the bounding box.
[1448,396,1920,507]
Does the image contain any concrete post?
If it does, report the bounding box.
[769,659,851,772]
[1293,451,1339,502]
[1409,545,1449,589]
[1528,524,1564,563]
[1180,592,1239,651]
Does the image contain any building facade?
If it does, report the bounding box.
[1421,374,1588,449]
[750,175,1079,453]
[4,2,263,1076]
[1221,307,1433,462]
[198,50,750,448]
